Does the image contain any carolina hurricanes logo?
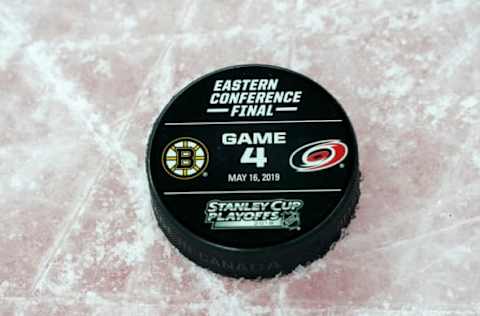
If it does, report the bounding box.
[289,140,348,172]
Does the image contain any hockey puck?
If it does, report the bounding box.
[146,65,360,279]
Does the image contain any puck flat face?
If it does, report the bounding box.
[147,65,360,278]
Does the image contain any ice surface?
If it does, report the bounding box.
[1,0,479,315]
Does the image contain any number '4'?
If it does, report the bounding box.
[240,147,267,168]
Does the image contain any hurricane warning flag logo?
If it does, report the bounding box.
[162,137,209,179]
[289,140,348,172]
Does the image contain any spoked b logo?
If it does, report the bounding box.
[289,139,348,172]
[162,137,209,179]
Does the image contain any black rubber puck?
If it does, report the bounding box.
[146,65,360,279]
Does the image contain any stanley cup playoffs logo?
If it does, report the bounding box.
[205,199,303,230]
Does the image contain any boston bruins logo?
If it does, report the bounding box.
[161,137,209,180]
